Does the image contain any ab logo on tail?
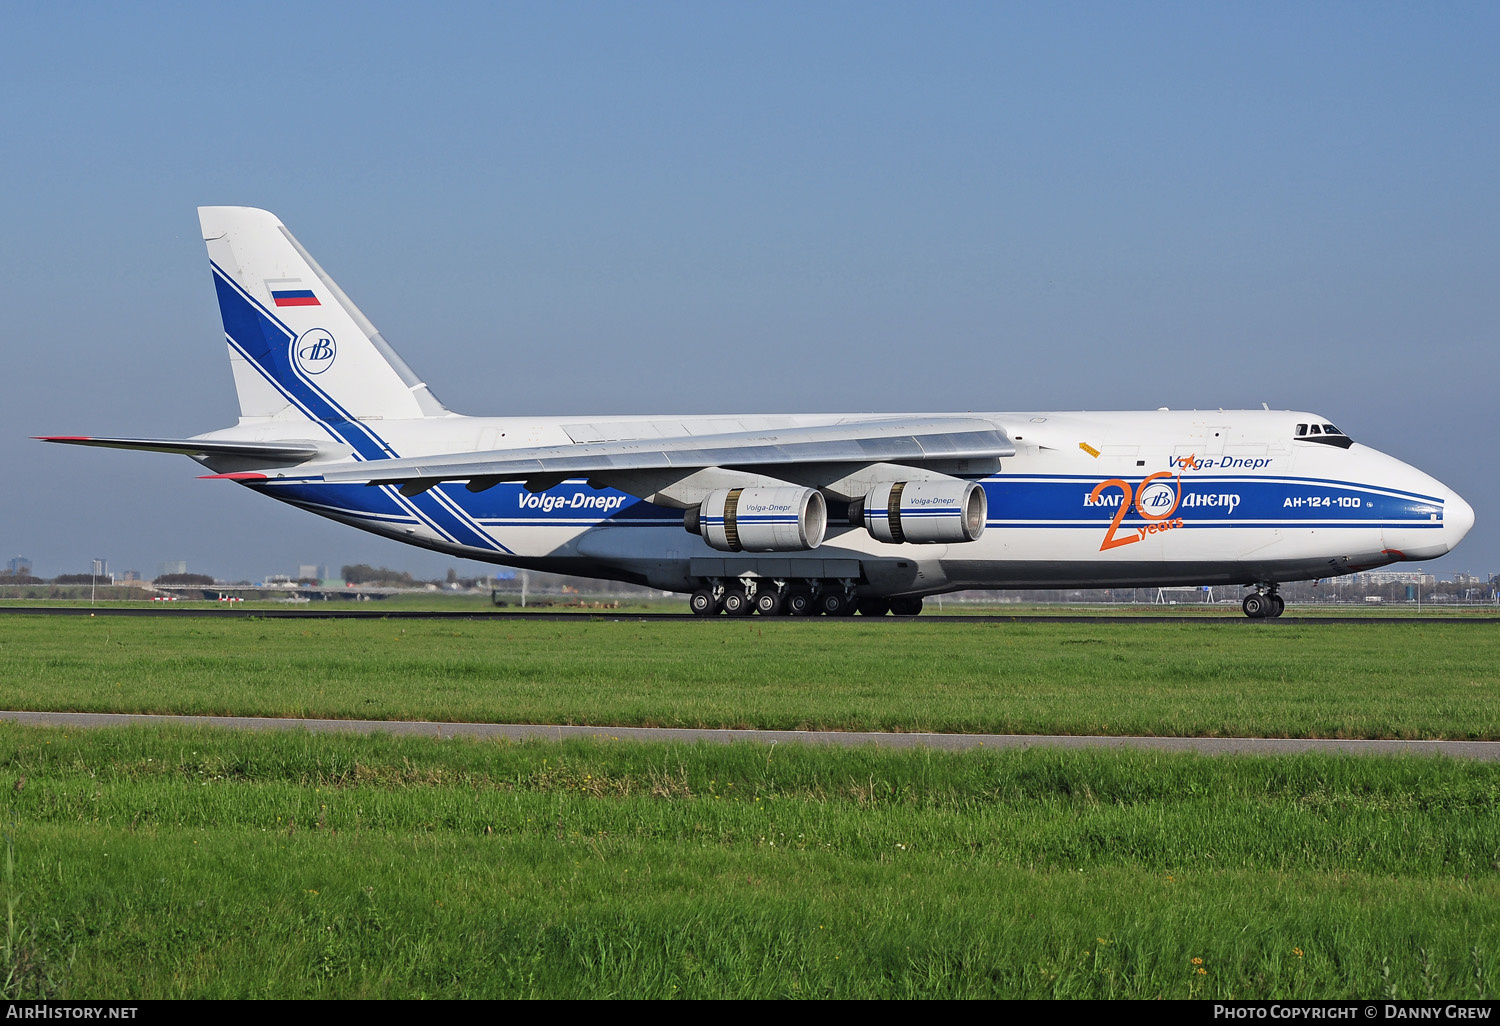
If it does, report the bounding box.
[294,329,337,375]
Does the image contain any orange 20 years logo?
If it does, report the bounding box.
[1088,471,1186,551]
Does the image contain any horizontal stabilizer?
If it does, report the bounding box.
[314,417,1014,488]
[36,436,323,462]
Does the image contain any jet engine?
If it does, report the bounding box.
[854,480,987,544]
[685,487,827,552]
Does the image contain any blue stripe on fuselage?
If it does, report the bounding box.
[249,473,1444,559]
[981,476,1442,525]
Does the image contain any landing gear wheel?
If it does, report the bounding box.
[818,591,852,616]
[889,597,924,617]
[689,589,719,617]
[1270,595,1286,618]
[1242,594,1269,619]
[857,598,891,617]
[785,589,815,616]
[722,589,752,616]
[754,590,783,617]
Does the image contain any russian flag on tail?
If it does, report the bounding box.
[267,278,320,307]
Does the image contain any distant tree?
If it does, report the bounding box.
[154,573,216,586]
[0,572,44,585]
[54,574,100,584]
[341,564,415,586]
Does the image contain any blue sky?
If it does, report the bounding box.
[3,2,1495,582]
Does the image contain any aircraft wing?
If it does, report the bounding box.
[35,436,326,461]
[314,417,1014,494]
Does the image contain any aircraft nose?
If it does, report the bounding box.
[1443,488,1475,554]
[1376,456,1475,562]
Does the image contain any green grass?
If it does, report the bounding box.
[2,724,1498,998]
[0,616,1495,738]
[2,616,1497,998]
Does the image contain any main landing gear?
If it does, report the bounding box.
[688,578,924,617]
[1242,585,1286,619]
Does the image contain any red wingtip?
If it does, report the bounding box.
[199,472,269,481]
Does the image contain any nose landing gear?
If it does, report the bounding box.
[1242,586,1285,619]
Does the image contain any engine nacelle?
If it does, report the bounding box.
[857,480,987,544]
[686,487,827,552]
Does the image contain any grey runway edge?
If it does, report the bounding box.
[4,710,1498,760]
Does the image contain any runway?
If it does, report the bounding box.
[4,710,1497,760]
[0,606,1495,624]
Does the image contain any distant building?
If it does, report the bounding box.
[158,560,188,577]
[297,564,328,581]
[1359,570,1435,586]
[120,570,141,583]
[6,556,30,576]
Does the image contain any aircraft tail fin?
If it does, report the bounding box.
[199,206,451,425]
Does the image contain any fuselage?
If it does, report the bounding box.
[208,407,1474,598]
[43,208,1477,617]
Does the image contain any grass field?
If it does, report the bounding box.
[2,724,1499,998]
[0,615,1495,738]
[1,614,1497,998]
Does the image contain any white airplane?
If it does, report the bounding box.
[41,207,1475,617]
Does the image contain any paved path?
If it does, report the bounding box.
[4,710,1497,760]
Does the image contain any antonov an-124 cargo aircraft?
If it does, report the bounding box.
[41,207,1474,617]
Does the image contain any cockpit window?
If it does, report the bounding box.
[1295,420,1354,448]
